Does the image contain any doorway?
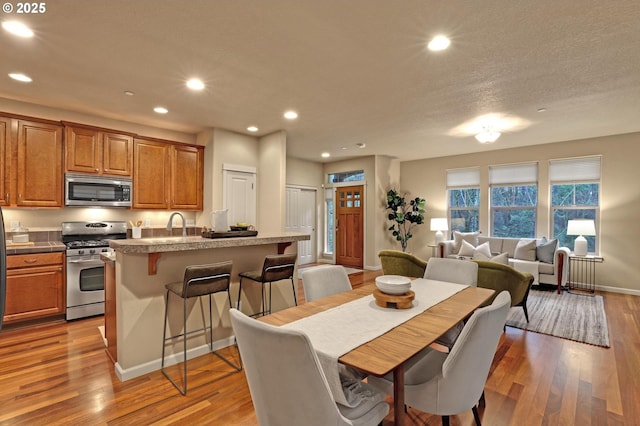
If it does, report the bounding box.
[285,186,316,265]
[223,166,257,227]
[335,185,363,268]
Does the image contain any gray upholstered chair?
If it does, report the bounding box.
[368,291,511,426]
[229,308,389,426]
[237,253,297,317]
[161,261,241,395]
[423,257,478,348]
[301,265,352,302]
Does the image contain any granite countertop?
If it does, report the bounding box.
[109,233,310,254]
[6,241,66,255]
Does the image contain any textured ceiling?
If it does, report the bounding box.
[1,0,639,162]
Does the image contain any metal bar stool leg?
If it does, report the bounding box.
[236,278,243,311]
[290,277,298,306]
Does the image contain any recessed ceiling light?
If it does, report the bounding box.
[284,110,298,120]
[186,78,205,91]
[428,35,450,51]
[537,107,547,112]
[153,106,168,114]
[123,90,135,96]
[2,21,34,38]
[247,126,258,132]
[8,73,32,82]
[356,143,366,149]
[321,152,330,158]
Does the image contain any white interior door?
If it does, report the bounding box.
[286,186,316,265]
[223,168,256,227]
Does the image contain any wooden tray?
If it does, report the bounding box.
[202,230,258,239]
[373,289,415,309]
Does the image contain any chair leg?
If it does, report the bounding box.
[161,291,188,395]
[523,303,530,322]
[442,415,450,426]
[236,278,243,310]
[472,405,482,425]
[479,390,486,406]
[208,290,242,371]
[290,277,298,306]
[268,282,273,315]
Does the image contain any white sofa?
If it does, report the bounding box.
[438,233,570,290]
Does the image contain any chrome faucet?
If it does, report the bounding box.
[167,212,187,237]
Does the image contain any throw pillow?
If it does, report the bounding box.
[514,239,537,261]
[472,242,492,260]
[536,237,558,264]
[458,239,476,257]
[453,231,480,253]
[490,252,509,265]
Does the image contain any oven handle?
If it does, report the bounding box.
[68,259,104,265]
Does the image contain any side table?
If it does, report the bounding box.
[568,254,603,295]
[427,244,438,257]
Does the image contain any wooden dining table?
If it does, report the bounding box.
[260,280,495,425]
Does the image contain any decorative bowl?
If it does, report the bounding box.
[375,275,411,295]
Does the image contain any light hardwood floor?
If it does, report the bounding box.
[1,269,638,425]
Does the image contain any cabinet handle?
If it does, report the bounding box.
[104,168,109,172]
[24,258,38,264]
[95,168,99,172]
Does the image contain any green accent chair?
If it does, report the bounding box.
[378,250,428,278]
[473,260,534,322]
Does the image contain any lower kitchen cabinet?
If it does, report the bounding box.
[3,252,65,324]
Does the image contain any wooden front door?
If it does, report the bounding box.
[336,185,363,268]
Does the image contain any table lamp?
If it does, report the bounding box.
[430,218,449,245]
[567,219,596,256]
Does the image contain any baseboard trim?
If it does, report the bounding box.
[115,336,236,382]
[595,284,640,296]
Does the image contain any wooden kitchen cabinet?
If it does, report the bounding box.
[17,119,63,207]
[0,116,10,206]
[133,138,203,210]
[64,124,134,177]
[3,252,65,324]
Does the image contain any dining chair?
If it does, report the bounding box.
[161,261,242,395]
[229,308,389,426]
[368,291,511,426]
[237,253,297,317]
[301,265,352,302]
[423,257,479,349]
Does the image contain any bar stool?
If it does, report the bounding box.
[161,260,242,395]
[237,254,297,317]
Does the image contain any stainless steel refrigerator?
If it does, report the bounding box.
[0,206,6,331]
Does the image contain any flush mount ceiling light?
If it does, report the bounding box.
[428,35,450,51]
[475,128,501,143]
[284,110,298,120]
[8,73,32,82]
[2,20,34,38]
[321,152,330,158]
[153,106,168,114]
[247,126,258,132]
[186,78,205,91]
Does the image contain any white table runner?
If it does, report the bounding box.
[282,279,467,406]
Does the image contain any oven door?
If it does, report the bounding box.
[66,255,105,317]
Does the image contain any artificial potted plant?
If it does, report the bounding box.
[385,189,426,252]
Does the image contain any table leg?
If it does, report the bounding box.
[393,364,405,426]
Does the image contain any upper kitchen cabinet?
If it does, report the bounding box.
[0,117,11,206]
[133,138,203,210]
[64,124,134,177]
[17,119,63,207]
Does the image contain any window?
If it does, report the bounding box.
[324,188,334,254]
[328,170,364,183]
[447,168,480,234]
[489,163,538,238]
[550,156,601,253]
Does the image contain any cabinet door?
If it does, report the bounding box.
[103,132,133,176]
[65,126,101,174]
[17,120,63,207]
[171,144,203,210]
[0,117,10,206]
[4,265,65,324]
[133,139,170,209]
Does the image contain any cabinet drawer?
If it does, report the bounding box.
[7,252,64,269]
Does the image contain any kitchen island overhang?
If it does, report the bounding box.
[105,232,309,381]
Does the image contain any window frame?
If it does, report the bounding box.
[489,162,538,238]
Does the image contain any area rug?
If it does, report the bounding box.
[506,289,610,347]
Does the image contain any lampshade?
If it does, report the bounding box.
[430,218,449,231]
[566,219,596,236]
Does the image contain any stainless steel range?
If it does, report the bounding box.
[62,221,127,320]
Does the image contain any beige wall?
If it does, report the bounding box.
[400,132,640,294]
[258,131,287,233]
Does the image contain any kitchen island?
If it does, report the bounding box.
[104,232,309,381]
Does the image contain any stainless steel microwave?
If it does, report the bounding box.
[65,173,132,207]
